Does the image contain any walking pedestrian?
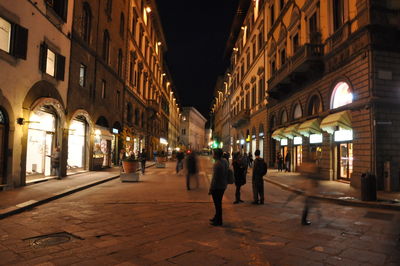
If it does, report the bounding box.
[252,150,268,205]
[232,152,246,204]
[248,152,253,168]
[209,148,228,226]
[176,151,184,173]
[285,151,291,172]
[186,151,199,190]
[139,149,147,174]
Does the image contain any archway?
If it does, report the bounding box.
[68,110,93,173]
[25,98,66,182]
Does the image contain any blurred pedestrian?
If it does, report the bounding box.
[139,149,147,174]
[248,152,253,168]
[285,151,291,172]
[176,150,185,173]
[232,152,246,204]
[209,148,228,226]
[153,150,157,162]
[223,151,230,164]
[252,150,268,205]
[277,152,284,172]
[186,151,199,190]
[48,146,61,179]
[300,162,321,225]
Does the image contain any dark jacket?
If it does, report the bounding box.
[253,158,267,181]
[140,152,147,162]
[176,152,184,160]
[186,153,198,174]
[232,157,246,186]
[210,158,228,190]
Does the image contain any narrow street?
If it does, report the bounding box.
[0,156,399,265]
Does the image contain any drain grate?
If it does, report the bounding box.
[24,232,83,248]
[364,211,394,221]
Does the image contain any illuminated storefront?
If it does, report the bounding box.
[26,109,57,179]
[68,119,87,171]
[298,118,323,167]
[93,126,113,169]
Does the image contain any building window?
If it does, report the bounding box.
[280,48,286,66]
[333,0,344,31]
[39,43,65,80]
[103,30,110,63]
[252,40,256,60]
[120,13,125,38]
[281,110,288,124]
[47,0,68,21]
[331,81,352,109]
[280,0,285,11]
[292,33,299,54]
[0,16,28,59]
[293,104,302,119]
[117,49,123,77]
[308,95,322,115]
[246,51,250,69]
[252,86,256,107]
[246,93,250,109]
[82,3,91,43]
[182,129,186,135]
[116,90,120,107]
[105,0,112,18]
[46,49,56,76]
[127,103,133,124]
[270,4,275,26]
[270,59,276,75]
[131,12,137,35]
[135,109,140,126]
[258,77,264,103]
[79,63,86,87]
[101,80,106,99]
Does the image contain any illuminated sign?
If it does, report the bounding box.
[240,139,245,145]
[246,135,251,142]
[309,134,323,144]
[160,137,168,145]
[112,128,119,134]
[252,135,256,139]
[293,136,302,145]
[236,140,239,144]
[259,132,264,137]
[334,129,353,142]
[280,138,288,146]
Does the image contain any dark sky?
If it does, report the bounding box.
[156,0,240,119]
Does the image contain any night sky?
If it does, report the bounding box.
[156,0,240,119]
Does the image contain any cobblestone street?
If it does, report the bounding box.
[0,156,399,265]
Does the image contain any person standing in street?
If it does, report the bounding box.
[176,150,184,173]
[232,152,246,204]
[285,151,291,172]
[252,150,267,205]
[139,149,147,174]
[48,146,61,179]
[248,152,253,168]
[186,151,198,190]
[209,148,228,226]
[277,152,284,172]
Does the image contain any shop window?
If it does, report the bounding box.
[82,3,91,43]
[79,63,86,87]
[331,81,353,109]
[293,104,302,119]
[0,16,28,59]
[39,43,65,80]
[102,30,110,63]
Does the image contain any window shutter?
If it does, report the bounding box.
[56,53,65,80]
[39,42,48,72]
[11,24,28,59]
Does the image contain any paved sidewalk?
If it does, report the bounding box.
[0,162,155,219]
[265,169,400,210]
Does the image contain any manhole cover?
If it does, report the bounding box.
[364,211,394,221]
[24,232,83,248]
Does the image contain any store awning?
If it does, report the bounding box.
[298,118,322,137]
[96,126,114,140]
[282,123,301,138]
[320,110,352,134]
[271,127,286,140]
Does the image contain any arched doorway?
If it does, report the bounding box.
[0,108,8,184]
[26,99,65,182]
[68,110,93,174]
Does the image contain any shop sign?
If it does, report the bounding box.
[334,129,353,142]
[309,134,323,144]
[112,128,119,134]
[293,136,302,145]
[280,138,288,146]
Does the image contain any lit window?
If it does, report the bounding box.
[101,80,106,99]
[0,17,11,53]
[331,82,353,109]
[79,64,86,87]
[293,104,302,119]
[46,49,56,76]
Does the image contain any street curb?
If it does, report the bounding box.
[0,163,156,220]
[264,177,400,211]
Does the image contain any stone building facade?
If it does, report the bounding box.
[212,0,400,190]
[180,107,207,152]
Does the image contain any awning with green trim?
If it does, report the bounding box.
[271,127,286,140]
[282,123,301,138]
[298,118,321,137]
[320,110,352,134]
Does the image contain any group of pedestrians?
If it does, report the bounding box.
[276,151,291,172]
[175,150,199,190]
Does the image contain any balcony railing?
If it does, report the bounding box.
[267,43,324,96]
[231,109,250,128]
